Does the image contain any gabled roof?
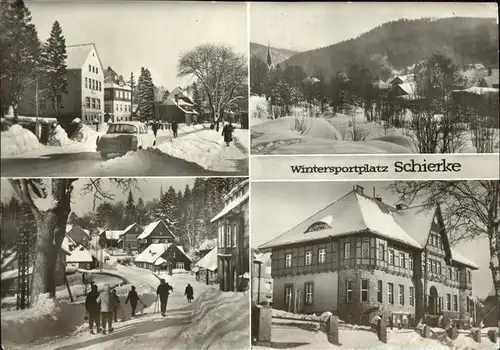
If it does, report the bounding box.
[122,222,142,236]
[211,192,249,223]
[482,69,499,87]
[101,229,125,240]
[197,238,217,252]
[134,243,172,263]
[66,44,103,71]
[137,220,176,240]
[195,247,218,271]
[259,189,479,270]
[67,245,93,263]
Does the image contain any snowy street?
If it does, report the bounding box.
[1,126,249,176]
[3,263,250,350]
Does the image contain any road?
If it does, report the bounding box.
[1,133,247,177]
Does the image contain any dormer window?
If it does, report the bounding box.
[305,222,331,233]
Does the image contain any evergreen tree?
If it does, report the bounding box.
[40,20,67,117]
[135,197,148,225]
[137,67,154,120]
[128,72,135,115]
[155,186,178,234]
[0,0,41,120]
[124,190,136,225]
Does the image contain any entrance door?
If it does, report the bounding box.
[429,286,438,315]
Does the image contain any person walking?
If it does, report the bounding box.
[221,122,234,147]
[111,289,120,322]
[125,285,144,317]
[184,283,194,303]
[85,284,101,334]
[152,120,158,137]
[156,279,173,316]
[171,120,178,138]
[97,284,117,334]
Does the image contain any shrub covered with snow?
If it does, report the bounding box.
[47,124,74,147]
[1,124,43,157]
[250,95,270,120]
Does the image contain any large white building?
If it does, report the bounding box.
[104,67,134,122]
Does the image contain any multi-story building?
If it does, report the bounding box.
[104,67,134,122]
[137,220,176,252]
[155,87,199,124]
[211,179,250,292]
[259,186,478,326]
[19,43,105,126]
[120,223,144,251]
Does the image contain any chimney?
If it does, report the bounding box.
[354,185,364,194]
[375,196,383,202]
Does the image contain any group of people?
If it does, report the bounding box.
[151,120,178,138]
[85,279,195,334]
[85,284,144,335]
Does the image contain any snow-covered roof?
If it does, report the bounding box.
[103,229,125,240]
[259,189,479,270]
[195,247,218,271]
[453,86,499,95]
[211,192,249,223]
[137,220,175,240]
[61,237,72,256]
[154,257,168,266]
[134,243,172,264]
[198,238,217,252]
[482,69,499,87]
[122,223,141,235]
[67,245,93,263]
[66,44,99,70]
[397,82,415,96]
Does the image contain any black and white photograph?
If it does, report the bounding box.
[0,1,249,177]
[251,181,500,349]
[1,177,250,349]
[250,3,499,155]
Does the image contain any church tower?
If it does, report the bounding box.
[267,42,273,69]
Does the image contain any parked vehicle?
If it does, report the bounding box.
[96,121,156,160]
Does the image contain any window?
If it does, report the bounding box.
[176,262,184,269]
[398,284,404,305]
[305,251,312,266]
[218,225,222,248]
[85,77,88,88]
[361,279,369,302]
[427,258,431,272]
[98,81,101,91]
[85,97,90,108]
[285,285,293,306]
[409,286,414,306]
[91,98,96,109]
[448,267,452,279]
[446,293,451,310]
[96,99,101,110]
[305,283,314,305]
[89,64,91,72]
[346,280,352,302]
[318,248,326,263]
[226,224,231,248]
[92,79,95,90]
[377,280,383,303]
[96,67,99,74]
[344,242,350,259]
[408,255,413,270]
[285,253,292,268]
[454,269,459,281]
[467,271,471,283]
[389,249,394,265]
[400,252,405,268]
[388,283,394,304]
[232,223,237,247]
[116,90,119,98]
[453,295,458,312]
[437,261,441,275]
[379,244,385,261]
[361,242,370,258]
[467,298,470,313]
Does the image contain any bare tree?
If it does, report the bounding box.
[389,180,500,333]
[178,44,247,130]
[8,178,136,305]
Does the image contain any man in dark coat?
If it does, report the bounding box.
[156,279,173,316]
[152,120,158,137]
[221,122,234,147]
[184,283,194,303]
[85,284,101,334]
[112,289,120,322]
[171,121,178,138]
[125,285,143,317]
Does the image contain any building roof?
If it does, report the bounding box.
[66,44,102,71]
[61,237,72,256]
[258,189,478,270]
[154,257,168,266]
[137,220,176,240]
[195,247,218,271]
[452,86,499,95]
[482,69,499,87]
[198,238,217,252]
[134,243,172,264]
[67,245,93,263]
[102,229,125,240]
[122,222,142,236]
[211,192,249,223]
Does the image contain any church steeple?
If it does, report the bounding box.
[160,184,164,198]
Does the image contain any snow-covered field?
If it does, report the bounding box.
[255,324,499,350]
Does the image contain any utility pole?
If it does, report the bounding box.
[16,228,32,310]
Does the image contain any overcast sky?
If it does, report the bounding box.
[27,1,247,88]
[251,2,498,52]
[1,178,195,216]
[251,181,493,298]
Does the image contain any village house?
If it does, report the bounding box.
[155,87,199,125]
[104,66,135,123]
[66,244,96,270]
[137,220,176,252]
[134,243,191,272]
[66,224,91,248]
[211,179,249,292]
[98,228,125,248]
[252,250,273,305]
[18,43,105,126]
[478,68,499,89]
[259,186,479,327]
[194,246,218,285]
[119,223,144,251]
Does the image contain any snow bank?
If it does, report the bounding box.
[47,124,74,147]
[233,128,249,151]
[1,124,43,157]
[156,130,247,172]
[70,124,99,150]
